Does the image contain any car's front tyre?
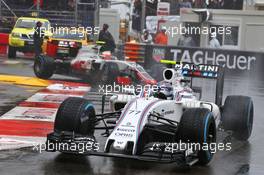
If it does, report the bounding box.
[177,108,216,165]
[54,97,96,136]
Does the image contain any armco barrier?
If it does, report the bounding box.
[0,33,9,56]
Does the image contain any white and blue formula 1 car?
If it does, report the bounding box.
[46,62,254,166]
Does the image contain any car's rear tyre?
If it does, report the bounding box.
[54,97,96,136]
[34,55,55,79]
[222,96,254,141]
[177,108,216,165]
[8,46,16,58]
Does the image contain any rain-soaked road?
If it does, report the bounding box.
[0,58,263,175]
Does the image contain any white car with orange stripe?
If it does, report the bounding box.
[46,62,254,167]
[34,45,156,85]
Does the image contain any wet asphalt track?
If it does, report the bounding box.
[0,58,263,175]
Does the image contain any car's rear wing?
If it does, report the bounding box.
[160,60,221,79]
[160,60,225,106]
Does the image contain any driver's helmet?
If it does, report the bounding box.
[156,81,174,100]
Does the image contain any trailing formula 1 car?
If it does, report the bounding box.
[46,62,254,166]
[33,44,156,85]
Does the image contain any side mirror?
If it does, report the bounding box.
[116,76,132,85]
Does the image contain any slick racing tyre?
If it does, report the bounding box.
[34,55,54,79]
[8,46,16,58]
[222,96,254,141]
[54,97,96,136]
[178,108,216,165]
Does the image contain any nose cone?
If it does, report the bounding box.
[113,140,127,151]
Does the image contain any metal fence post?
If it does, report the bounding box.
[141,0,146,32]
[36,0,40,17]
[94,0,100,27]
[75,0,78,26]
[0,0,2,18]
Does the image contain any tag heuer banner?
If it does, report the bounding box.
[144,45,264,81]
